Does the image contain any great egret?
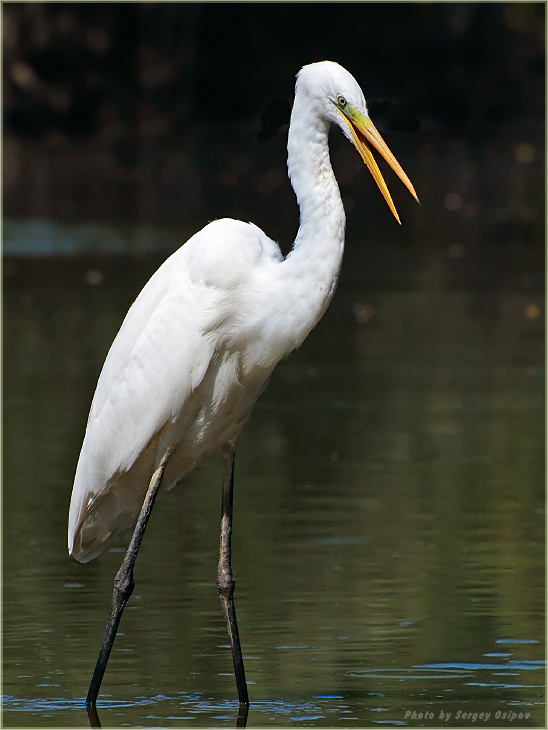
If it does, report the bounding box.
[68,60,418,713]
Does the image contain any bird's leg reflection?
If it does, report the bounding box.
[236,701,249,727]
[217,441,250,710]
[86,703,102,728]
[86,447,174,707]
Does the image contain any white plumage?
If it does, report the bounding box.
[69,60,417,564]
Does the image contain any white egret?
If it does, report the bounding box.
[68,60,418,713]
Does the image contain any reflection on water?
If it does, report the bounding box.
[3,211,544,727]
[2,659,544,727]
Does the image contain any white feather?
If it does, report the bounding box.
[68,61,375,562]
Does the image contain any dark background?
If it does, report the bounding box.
[3,2,545,239]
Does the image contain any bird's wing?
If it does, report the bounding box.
[69,247,217,553]
[69,219,283,559]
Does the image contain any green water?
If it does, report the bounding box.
[3,224,544,726]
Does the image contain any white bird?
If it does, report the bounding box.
[69,60,418,715]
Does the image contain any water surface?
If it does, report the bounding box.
[3,211,545,727]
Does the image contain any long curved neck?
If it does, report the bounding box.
[243,92,347,369]
[276,91,345,346]
[287,94,346,264]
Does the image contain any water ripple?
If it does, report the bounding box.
[348,667,473,680]
[348,659,546,683]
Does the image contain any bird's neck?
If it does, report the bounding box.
[284,92,346,312]
[237,97,348,372]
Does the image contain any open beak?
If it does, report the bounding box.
[340,108,419,224]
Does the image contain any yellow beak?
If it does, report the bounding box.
[340,108,419,224]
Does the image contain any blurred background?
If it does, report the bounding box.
[3,3,545,728]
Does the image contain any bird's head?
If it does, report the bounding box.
[296,61,419,223]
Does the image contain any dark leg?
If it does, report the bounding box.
[217,442,249,716]
[86,446,174,708]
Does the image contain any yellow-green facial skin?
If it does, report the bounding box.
[335,100,372,133]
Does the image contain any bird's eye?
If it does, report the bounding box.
[337,95,347,108]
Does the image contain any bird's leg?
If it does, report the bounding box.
[217,442,249,716]
[86,446,174,708]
